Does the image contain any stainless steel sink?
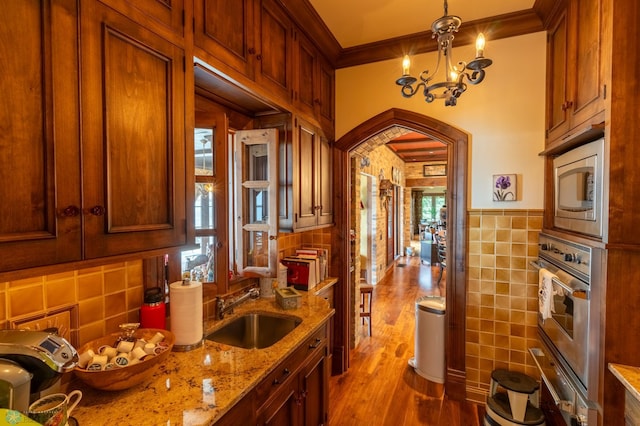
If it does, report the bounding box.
[206,313,302,349]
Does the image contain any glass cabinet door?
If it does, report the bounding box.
[234,129,278,276]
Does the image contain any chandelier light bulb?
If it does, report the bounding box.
[476,33,486,57]
[402,55,411,76]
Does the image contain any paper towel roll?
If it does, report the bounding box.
[170,280,203,348]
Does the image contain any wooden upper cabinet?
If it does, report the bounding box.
[0,0,82,273]
[194,0,255,78]
[288,117,333,232]
[96,0,185,40]
[293,30,335,133]
[80,0,187,258]
[546,0,605,147]
[255,0,293,103]
[293,31,319,119]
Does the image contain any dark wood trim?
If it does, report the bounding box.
[335,10,544,69]
[406,177,447,187]
[332,108,468,399]
[282,1,557,70]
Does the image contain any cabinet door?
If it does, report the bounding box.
[301,349,330,426]
[567,0,604,128]
[317,133,334,226]
[294,31,318,118]
[295,119,319,229]
[96,0,185,38]
[546,7,570,143]
[318,57,335,131]
[194,0,255,78]
[256,378,300,425]
[255,0,292,103]
[0,0,82,272]
[80,0,187,258]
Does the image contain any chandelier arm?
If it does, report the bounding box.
[400,81,426,98]
[464,69,487,85]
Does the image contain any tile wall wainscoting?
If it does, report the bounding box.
[465,209,543,403]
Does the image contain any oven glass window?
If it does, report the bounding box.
[552,292,574,338]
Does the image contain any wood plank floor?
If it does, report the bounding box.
[328,253,485,426]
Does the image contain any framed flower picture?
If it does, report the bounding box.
[493,174,517,201]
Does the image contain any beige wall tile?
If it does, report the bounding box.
[9,285,44,317]
[104,268,126,294]
[78,273,103,300]
[78,298,104,326]
[105,291,126,318]
[45,278,76,309]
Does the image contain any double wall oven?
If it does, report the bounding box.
[530,233,604,425]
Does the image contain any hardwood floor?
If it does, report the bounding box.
[328,251,485,425]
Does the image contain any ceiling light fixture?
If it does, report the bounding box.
[395,0,492,106]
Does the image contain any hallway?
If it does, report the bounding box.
[328,253,484,425]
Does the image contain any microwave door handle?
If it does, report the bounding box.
[551,277,590,300]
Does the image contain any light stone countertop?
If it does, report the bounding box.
[70,278,337,425]
[609,363,640,402]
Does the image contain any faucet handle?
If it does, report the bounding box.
[249,288,260,298]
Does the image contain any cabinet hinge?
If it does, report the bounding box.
[603,84,607,100]
[182,9,185,27]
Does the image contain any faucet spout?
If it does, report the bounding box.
[216,287,260,320]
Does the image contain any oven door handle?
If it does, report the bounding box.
[530,261,589,300]
[551,277,590,300]
[538,370,575,414]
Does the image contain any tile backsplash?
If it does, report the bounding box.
[0,261,144,348]
[465,209,542,403]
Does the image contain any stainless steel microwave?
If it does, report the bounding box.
[553,138,605,238]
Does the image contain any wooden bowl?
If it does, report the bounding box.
[73,328,174,391]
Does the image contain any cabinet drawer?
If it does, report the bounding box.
[254,325,327,407]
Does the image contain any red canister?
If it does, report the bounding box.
[140,287,166,329]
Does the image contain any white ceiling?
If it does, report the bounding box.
[308,0,536,48]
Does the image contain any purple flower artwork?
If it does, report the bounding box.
[493,174,516,201]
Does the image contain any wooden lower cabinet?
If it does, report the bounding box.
[217,320,330,425]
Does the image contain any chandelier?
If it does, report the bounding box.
[395,0,492,106]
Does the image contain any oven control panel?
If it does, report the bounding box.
[538,234,591,281]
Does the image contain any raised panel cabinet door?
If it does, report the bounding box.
[0,0,82,272]
[96,0,185,39]
[256,378,300,425]
[545,7,569,143]
[318,57,335,129]
[301,349,330,426]
[255,0,293,103]
[194,0,255,78]
[294,30,318,118]
[317,134,333,226]
[568,0,604,126]
[295,119,318,229]
[80,0,187,258]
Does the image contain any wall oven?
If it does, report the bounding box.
[530,233,602,425]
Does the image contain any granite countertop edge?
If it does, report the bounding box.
[70,277,337,425]
[609,363,640,402]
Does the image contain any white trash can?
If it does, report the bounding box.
[408,295,446,383]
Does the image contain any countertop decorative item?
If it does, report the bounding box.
[73,328,175,391]
[276,287,302,310]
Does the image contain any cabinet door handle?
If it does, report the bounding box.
[294,390,308,405]
[256,53,262,61]
[59,205,81,217]
[85,205,105,216]
[272,368,290,385]
[309,338,321,349]
[248,47,256,55]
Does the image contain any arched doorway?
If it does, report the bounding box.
[331,108,468,400]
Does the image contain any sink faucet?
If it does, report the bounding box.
[216,287,260,320]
